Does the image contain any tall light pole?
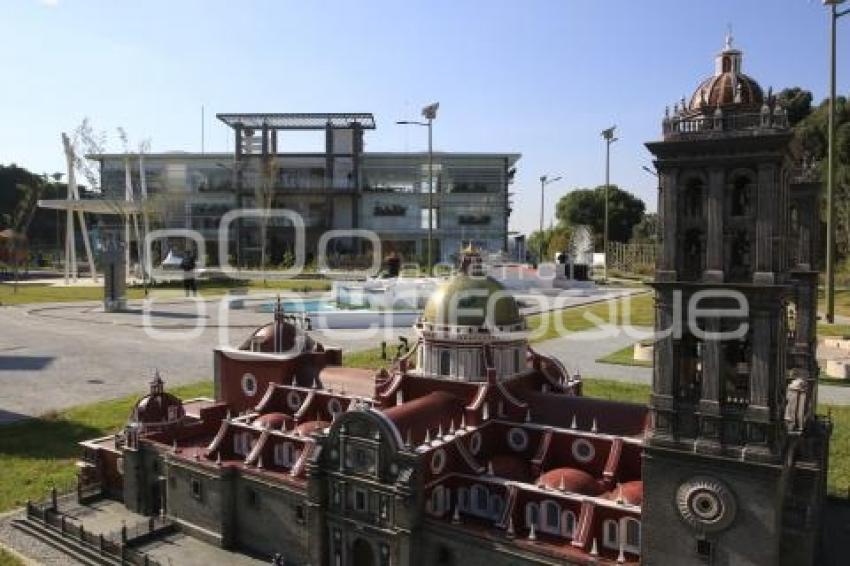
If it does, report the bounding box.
[397,102,439,275]
[538,174,562,264]
[601,126,618,282]
[824,0,849,323]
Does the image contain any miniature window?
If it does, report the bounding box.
[468,432,482,455]
[287,390,303,411]
[354,488,368,512]
[295,504,306,524]
[489,494,504,520]
[241,373,257,397]
[541,500,561,534]
[191,478,203,501]
[562,510,577,538]
[525,502,540,529]
[167,405,180,421]
[327,398,344,418]
[440,350,451,376]
[697,539,712,558]
[457,487,469,511]
[603,519,619,550]
[623,518,641,554]
[431,449,447,475]
[472,485,489,516]
[274,442,297,467]
[429,486,448,516]
[571,438,596,464]
[507,427,529,452]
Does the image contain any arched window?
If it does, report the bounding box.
[603,519,619,550]
[541,500,561,534]
[440,350,451,376]
[525,502,540,529]
[234,432,252,456]
[472,485,489,516]
[562,510,577,538]
[683,178,704,218]
[623,518,641,554]
[682,228,704,280]
[489,494,505,520]
[457,487,469,512]
[730,175,752,217]
[427,485,450,517]
[274,442,297,467]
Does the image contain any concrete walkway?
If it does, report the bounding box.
[537,327,850,406]
[0,287,642,423]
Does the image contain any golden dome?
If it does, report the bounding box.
[422,275,522,327]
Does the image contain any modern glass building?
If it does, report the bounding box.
[91,112,519,267]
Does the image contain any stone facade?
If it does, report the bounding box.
[642,36,831,566]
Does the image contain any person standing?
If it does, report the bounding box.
[180,251,197,297]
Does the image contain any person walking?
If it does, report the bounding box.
[180,251,197,297]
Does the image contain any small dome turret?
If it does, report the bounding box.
[129,370,185,431]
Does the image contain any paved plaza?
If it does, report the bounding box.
[0,287,639,423]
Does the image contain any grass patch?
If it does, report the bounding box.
[582,378,651,404]
[343,347,392,371]
[527,292,653,343]
[818,288,850,320]
[0,279,331,306]
[596,344,652,368]
[818,322,850,337]
[0,380,211,514]
[0,547,23,566]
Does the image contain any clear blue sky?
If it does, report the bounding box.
[2,0,847,235]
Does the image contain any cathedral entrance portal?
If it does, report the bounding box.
[351,538,375,566]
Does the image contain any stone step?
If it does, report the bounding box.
[11,517,119,566]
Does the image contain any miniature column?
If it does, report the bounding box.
[704,168,725,281]
[754,164,776,283]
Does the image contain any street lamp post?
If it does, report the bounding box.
[601,126,618,283]
[824,0,849,323]
[397,102,439,275]
[538,175,562,264]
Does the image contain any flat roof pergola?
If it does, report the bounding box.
[216,112,376,130]
[38,199,143,215]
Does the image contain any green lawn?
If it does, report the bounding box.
[0,548,23,566]
[0,278,331,306]
[527,292,654,343]
[596,344,652,368]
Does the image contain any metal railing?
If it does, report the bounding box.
[24,493,173,566]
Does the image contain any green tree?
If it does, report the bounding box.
[788,91,850,260]
[547,227,572,258]
[631,212,658,243]
[527,228,553,262]
[777,87,813,127]
[554,185,646,246]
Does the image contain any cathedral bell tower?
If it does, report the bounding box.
[640,36,830,566]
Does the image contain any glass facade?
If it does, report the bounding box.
[96,150,517,266]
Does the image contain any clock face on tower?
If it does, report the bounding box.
[676,476,737,533]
